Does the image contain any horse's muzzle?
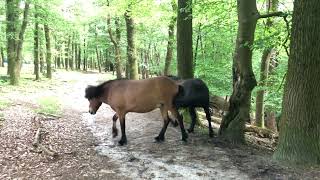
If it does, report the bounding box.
[89,109,96,115]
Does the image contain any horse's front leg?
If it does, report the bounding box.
[118,114,127,145]
[112,113,118,138]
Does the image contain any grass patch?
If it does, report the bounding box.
[0,99,11,110]
[36,96,62,116]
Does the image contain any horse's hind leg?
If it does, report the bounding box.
[112,113,118,138]
[170,107,188,142]
[187,107,197,133]
[204,106,214,137]
[168,112,178,127]
[155,106,170,142]
[118,113,127,145]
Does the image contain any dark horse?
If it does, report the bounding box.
[85,76,188,145]
[168,75,214,137]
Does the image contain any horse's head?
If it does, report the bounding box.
[88,98,102,115]
[85,85,103,115]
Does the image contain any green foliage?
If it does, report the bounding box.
[36,96,62,116]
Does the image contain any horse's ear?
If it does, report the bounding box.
[85,85,96,99]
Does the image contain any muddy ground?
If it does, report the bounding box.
[0,70,319,180]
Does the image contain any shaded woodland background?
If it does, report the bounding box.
[1,0,320,166]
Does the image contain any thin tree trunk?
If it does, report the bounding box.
[34,8,40,80]
[125,9,138,80]
[0,47,4,67]
[255,49,271,127]
[177,0,193,79]
[65,38,69,70]
[219,0,258,143]
[107,10,122,78]
[194,23,201,68]
[164,0,177,76]
[44,24,52,78]
[78,43,81,70]
[83,38,86,71]
[255,0,279,128]
[273,0,320,165]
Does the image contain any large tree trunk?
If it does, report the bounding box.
[164,1,177,76]
[177,0,193,79]
[273,0,320,165]
[218,0,258,143]
[44,24,52,79]
[34,8,40,80]
[125,9,138,80]
[6,1,30,85]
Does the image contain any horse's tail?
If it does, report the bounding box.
[173,85,184,108]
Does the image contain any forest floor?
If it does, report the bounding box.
[0,68,319,180]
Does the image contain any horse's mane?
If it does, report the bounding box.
[85,78,127,99]
[166,75,182,81]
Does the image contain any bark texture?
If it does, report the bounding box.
[177,0,193,79]
[273,0,320,165]
[125,9,138,80]
[164,0,177,76]
[107,16,122,78]
[44,24,52,79]
[6,1,30,85]
[218,0,258,143]
[34,8,40,80]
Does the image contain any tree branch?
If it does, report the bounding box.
[258,11,286,19]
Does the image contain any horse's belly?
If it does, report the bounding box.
[128,102,160,113]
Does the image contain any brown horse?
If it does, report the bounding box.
[85,76,188,145]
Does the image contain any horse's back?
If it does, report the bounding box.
[108,76,179,113]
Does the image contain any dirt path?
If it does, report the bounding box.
[0,71,319,179]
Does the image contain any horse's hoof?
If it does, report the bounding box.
[187,128,194,133]
[182,137,188,142]
[155,136,165,142]
[118,139,127,146]
[182,132,188,141]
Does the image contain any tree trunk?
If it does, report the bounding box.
[78,43,81,70]
[44,24,52,78]
[273,0,320,165]
[177,0,193,79]
[255,0,279,128]
[125,9,138,80]
[34,8,40,80]
[218,0,258,143]
[164,1,177,76]
[107,14,122,78]
[0,47,4,67]
[83,38,86,71]
[6,1,30,85]
[194,23,201,68]
[255,49,271,128]
[65,38,69,70]
[68,35,73,70]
